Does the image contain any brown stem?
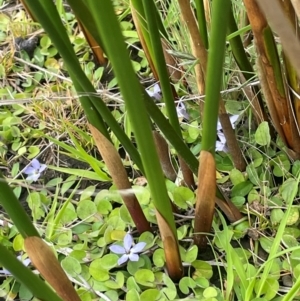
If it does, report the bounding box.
[89,124,151,233]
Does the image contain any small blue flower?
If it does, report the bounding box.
[176,101,189,120]
[146,83,162,101]
[23,158,47,182]
[109,233,146,265]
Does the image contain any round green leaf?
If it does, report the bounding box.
[282,235,298,248]
[134,269,155,287]
[203,287,218,298]
[140,289,160,301]
[61,256,81,277]
[255,121,270,146]
[77,199,97,221]
[153,249,165,267]
[126,289,140,301]
[96,199,112,215]
[192,261,213,279]
[231,180,253,197]
[80,186,96,201]
[179,277,196,294]
[57,228,72,245]
[287,207,299,226]
[89,259,110,281]
[172,186,195,209]
[13,234,24,251]
[97,254,119,270]
[185,245,198,263]
[270,209,284,226]
[230,168,245,185]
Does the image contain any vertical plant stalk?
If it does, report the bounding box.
[278,0,300,127]
[194,0,209,49]
[77,21,107,65]
[89,124,151,233]
[178,0,206,100]
[257,59,288,147]
[227,6,268,126]
[194,151,216,248]
[131,4,158,79]
[178,0,246,171]
[161,39,195,188]
[203,0,211,33]
[244,0,300,157]
[25,237,81,301]
[194,0,232,249]
[153,131,177,181]
[139,0,195,189]
[156,210,182,278]
[86,0,183,280]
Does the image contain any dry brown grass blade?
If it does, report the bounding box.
[219,103,246,171]
[161,39,183,84]
[77,21,107,65]
[177,0,206,98]
[238,73,270,129]
[270,0,300,130]
[194,151,216,250]
[89,124,151,233]
[156,210,183,281]
[161,38,191,92]
[256,0,300,79]
[291,0,300,19]
[244,0,300,156]
[131,4,158,79]
[258,59,285,143]
[178,157,196,189]
[24,237,81,301]
[215,197,243,223]
[153,131,177,181]
[203,0,211,32]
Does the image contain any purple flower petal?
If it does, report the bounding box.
[31,159,40,169]
[229,115,239,129]
[176,102,189,120]
[109,245,126,254]
[129,253,139,262]
[215,141,225,152]
[23,166,36,175]
[146,84,162,101]
[217,132,226,144]
[22,258,31,267]
[118,254,129,265]
[38,164,47,173]
[123,234,133,252]
[131,242,146,253]
[26,174,40,182]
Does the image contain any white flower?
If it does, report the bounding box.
[146,83,162,101]
[176,101,189,120]
[109,233,146,265]
[23,158,47,182]
[216,115,239,152]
